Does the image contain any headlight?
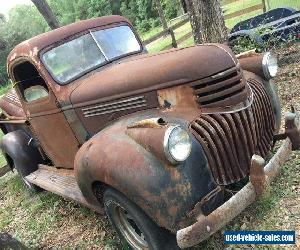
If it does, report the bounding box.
[164,125,192,164]
[262,52,278,79]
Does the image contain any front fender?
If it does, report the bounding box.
[0,130,43,176]
[74,113,218,231]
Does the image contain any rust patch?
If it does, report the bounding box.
[249,155,266,196]
[157,85,199,110]
[127,117,166,129]
[236,49,258,59]
[190,79,275,185]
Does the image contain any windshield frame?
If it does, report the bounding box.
[40,23,144,85]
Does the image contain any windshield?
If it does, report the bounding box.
[42,26,141,84]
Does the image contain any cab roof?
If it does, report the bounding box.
[7,15,131,65]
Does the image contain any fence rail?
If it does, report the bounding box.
[224,3,263,20]
[222,0,239,4]
[144,17,190,45]
[144,0,269,51]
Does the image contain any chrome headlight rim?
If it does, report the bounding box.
[163,125,192,165]
[262,52,278,79]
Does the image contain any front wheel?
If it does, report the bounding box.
[104,188,179,250]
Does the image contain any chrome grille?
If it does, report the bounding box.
[190,79,275,185]
[191,66,248,108]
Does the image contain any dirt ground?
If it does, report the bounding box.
[0,43,299,250]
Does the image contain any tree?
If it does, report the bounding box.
[110,0,121,15]
[0,14,6,51]
[0,38,6,51]
[185,0,228,44]
[0,5,48,83]
[154,0,177,48]
[180,0,187,13]
[31,0,59,29]
[0,13,5,23]
[155,0,168,31]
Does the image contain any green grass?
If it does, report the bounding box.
[0,84,12,97]
[0,172,118,249]
[179,36,195,48]
[223,0,262,15]
[141,26,164,41]
[268,0,300,9]
[147,22,192,53]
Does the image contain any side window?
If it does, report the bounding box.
[24,86,49,102]
[12,61,49,102]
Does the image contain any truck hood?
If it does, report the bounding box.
[70,44,237,107]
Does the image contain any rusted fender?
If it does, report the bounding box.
[74,111,218,232]
[0,89,26,119]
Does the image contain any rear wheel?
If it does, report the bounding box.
[104,188,179,250]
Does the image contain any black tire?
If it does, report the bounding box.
[104,188,179,250]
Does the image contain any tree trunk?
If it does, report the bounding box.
[0,13,5,23]
[185,0,228,44]
[185,0,202,44]
[180,0,188,13]
[0,38,6,51]
[154,0,177,48]
[155,0,168,31]
[31,0,59,30]
[262,0,266,12]
[110,0,121,15]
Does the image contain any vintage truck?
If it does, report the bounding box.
[0,15,299,249]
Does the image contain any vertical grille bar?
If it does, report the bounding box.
[190,79,275,185]
[210,114,241,179]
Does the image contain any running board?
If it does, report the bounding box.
[25,165,104,214]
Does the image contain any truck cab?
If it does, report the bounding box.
[0,15,299,249]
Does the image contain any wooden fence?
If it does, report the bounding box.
[143,15,189,46]
[144,0,267,50]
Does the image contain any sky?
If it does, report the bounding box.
[0,0,32,16]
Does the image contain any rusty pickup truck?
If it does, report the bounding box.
[0,16,299,249]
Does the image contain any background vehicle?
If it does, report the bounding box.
[0,15,299,249]
[228,8,300,48]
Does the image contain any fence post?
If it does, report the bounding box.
[169,28,178,48]
[262,0,267,12]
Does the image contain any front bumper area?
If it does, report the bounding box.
[176,111,300,248]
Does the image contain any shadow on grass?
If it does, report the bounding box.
[0,232,27,250]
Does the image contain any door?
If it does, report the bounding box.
[12,60,79,169]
